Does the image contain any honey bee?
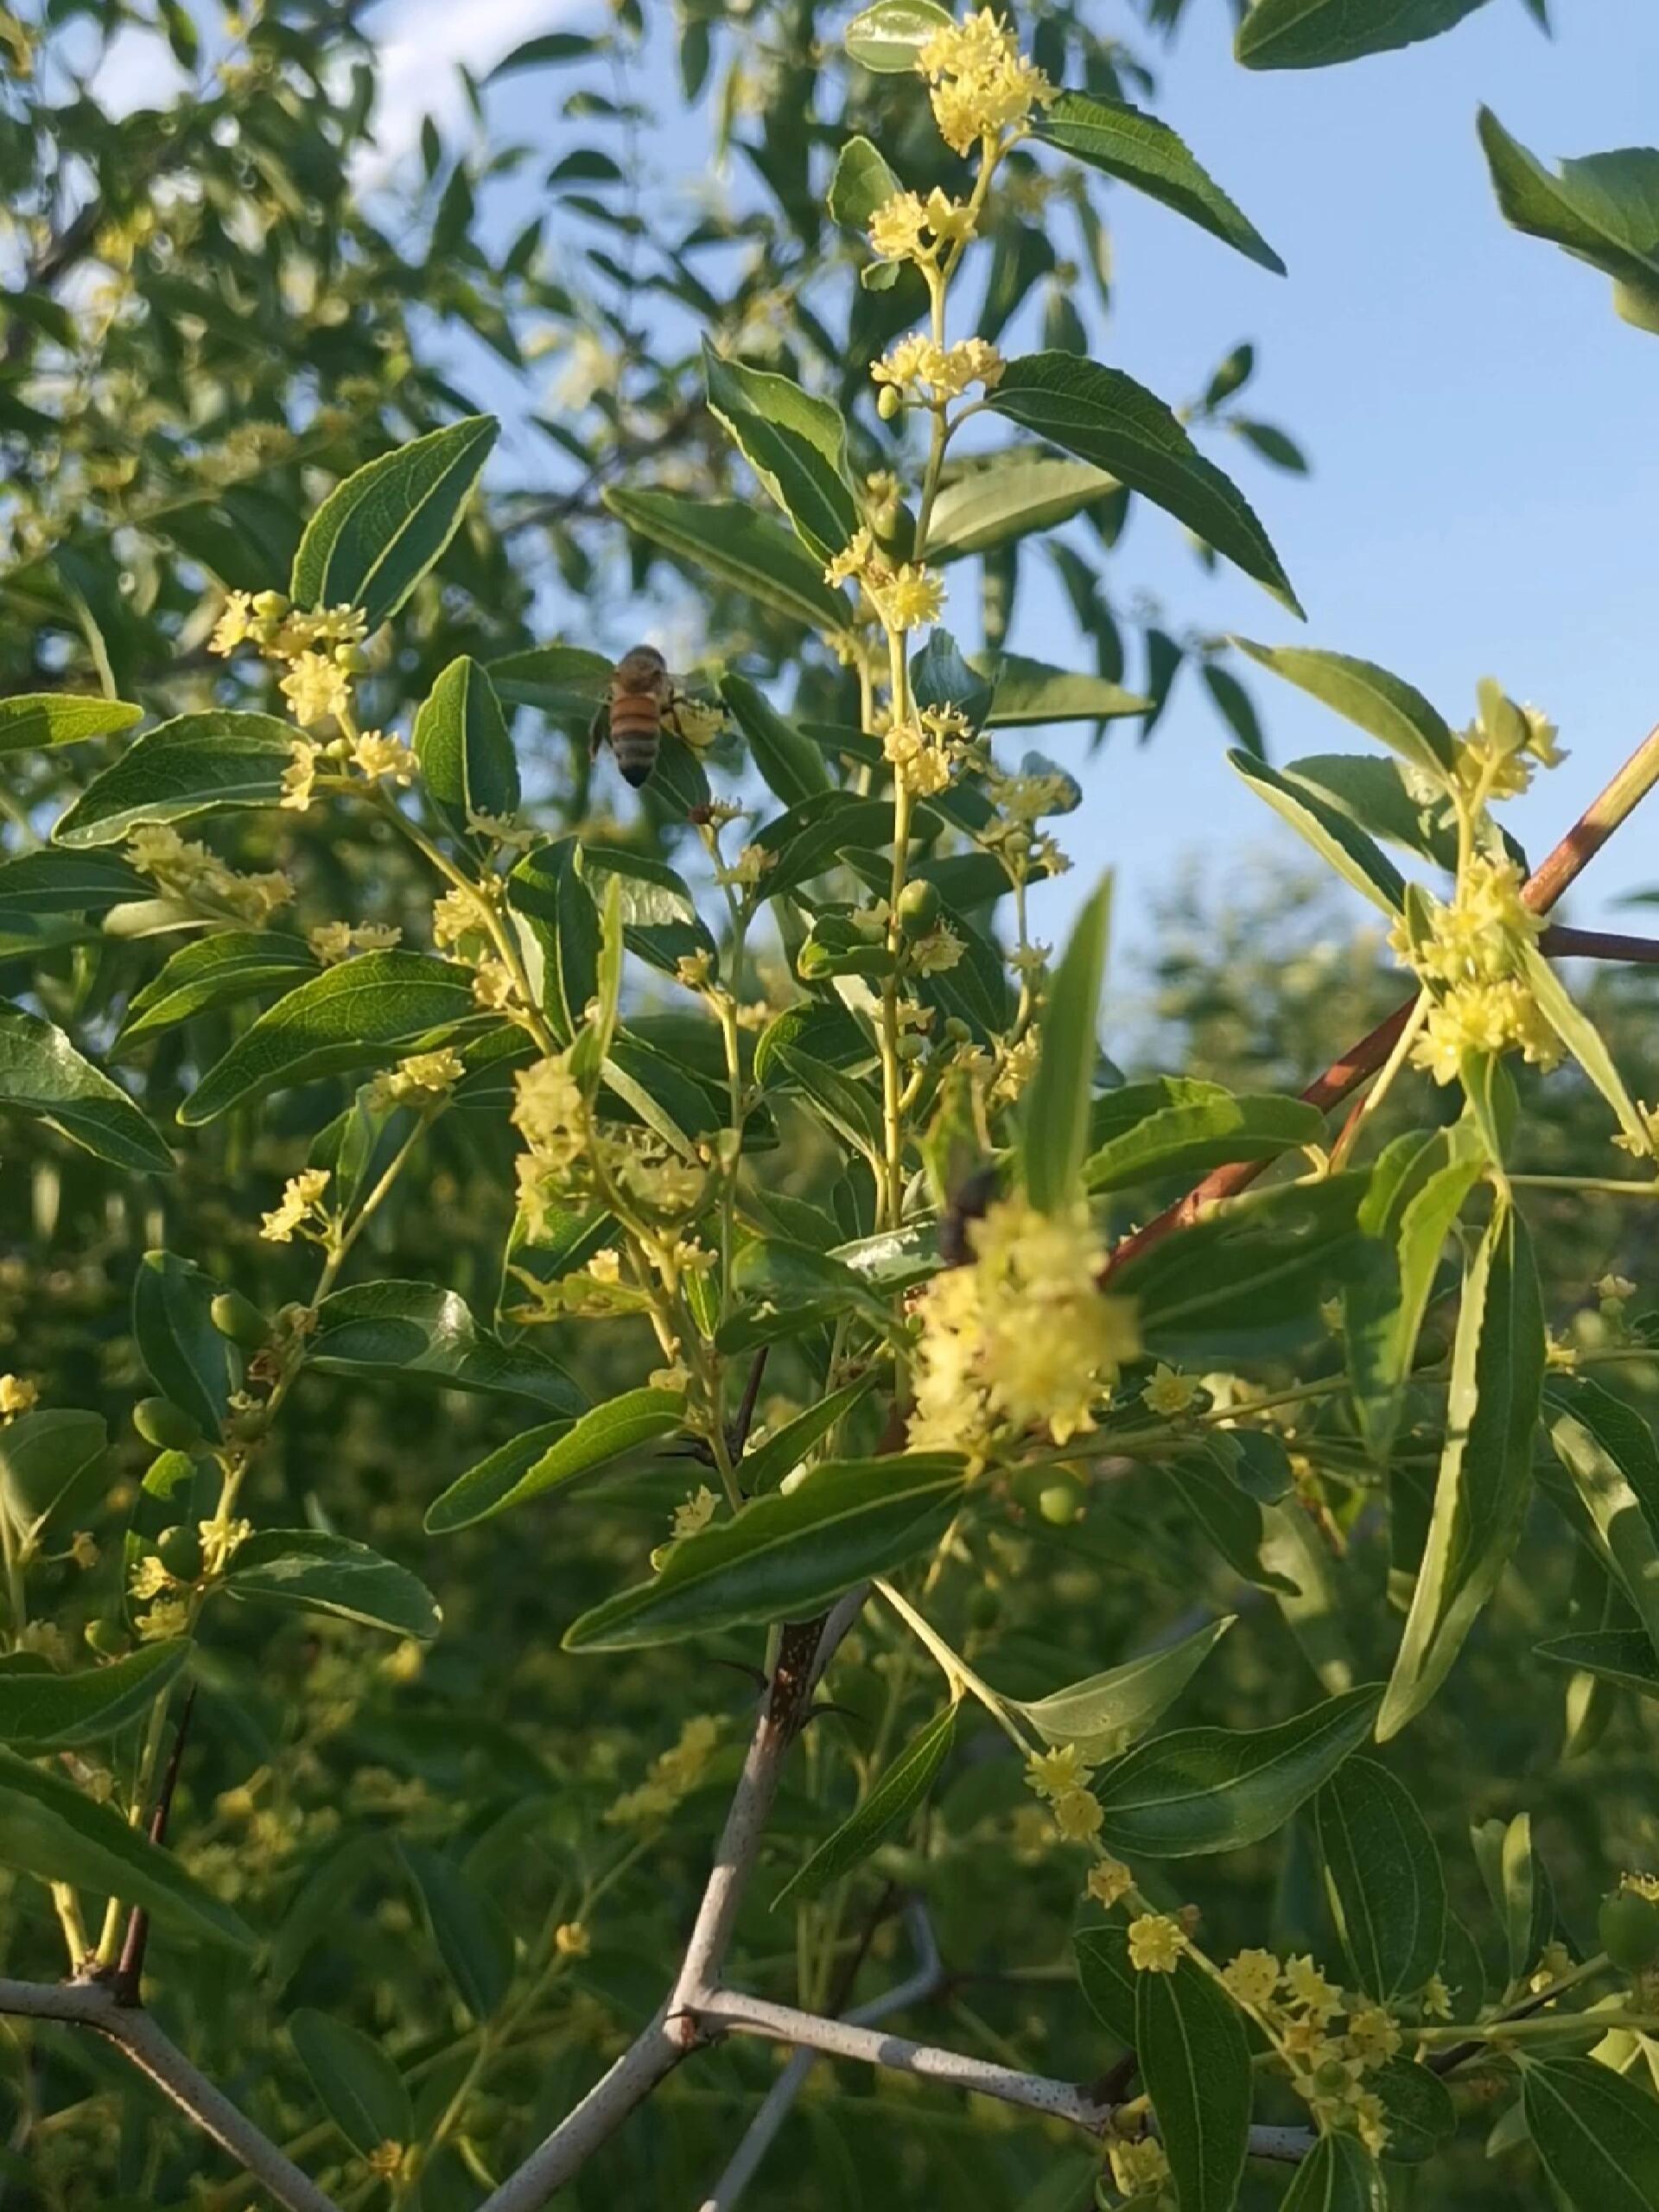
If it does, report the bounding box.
[590,643,685,789]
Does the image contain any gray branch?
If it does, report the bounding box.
[0,1975,340,2212]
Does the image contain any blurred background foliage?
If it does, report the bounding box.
[0,3,1655,2209]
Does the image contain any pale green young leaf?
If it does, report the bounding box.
[1546,1379,1659,1661]
[308,1281,583,1414]
[1479,111,1659,336]
[1022,874,1110,1212]
[703,345,859,564]
[289,2008,412,2156]
[1377,1203,1546,1739]
[1236,0,1492,70]
[739,1376,878,1495]
[1084,1077,1323,1192]
[289,414,498,630]
[988,353,1301,613]
[1229,752,1406,915]
[1014,1616,1234,1762]
[0,1002,174,1172]
[223,1530,441,1640]
[0,692,142,753]
[1234,640,1458,778]
[425,1389,683,1533]
[1315,1757,1446,1999]
[0,1640,190,1750]
[925,454,1121,563]
[828,135,900,231]
[1136,1955,1252,2212]
[845,0,953,71]
[1517,939,1653,1156]
[563,1454,968,1652]
[1522,2056,1659,2212]
[1035,92,1285,273]
[777,1703,957,1904]
[1091,1683,1382,1856]
[178,952,478,1124]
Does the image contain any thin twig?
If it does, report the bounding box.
[114,1686,196,2005]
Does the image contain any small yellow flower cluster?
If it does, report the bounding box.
[671,1484,719,1543]
[433,884,491,950]
[0,1374,37,1417]
[1451,685,1565,804]
[606,1713,722,1827]
[126,823,291,924]
[914,7,1057,156]
[1127,1912,1184,1974]
[885,703,974,799]
[872,333,1005,405]
[1217,1948,1397,2154]
[309,920,402,964]
[554,1920,591,1957]
[260,1166,333,1247]
[1086,1856,1135,1909]
[1391,855,1560,1086]
[907,1197,1139,1458]
[867,187,977,266]
[212,590,370,736]
[364,1046,466,1112]
[198,1517,252,1578]
[280,728,416,816]
[675,949,715,990]
[715,843,777,892]
[512,1055,586,1179]
[1106,2133,1171,2202]
[1613,1102,1659,1160]
[908,923,965,976]
[1142,1363,1198,1417]
[823,527,946,633]
[1025,1741,1103,1842]
[136,1595,192,1643]
[365,2143,407,2183]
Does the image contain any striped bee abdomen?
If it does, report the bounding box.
[607,696,661,787]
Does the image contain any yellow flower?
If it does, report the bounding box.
[717,844,776,892]
[1126,1912,1183,1974]
[1107,2136,1169,2197]
[1283,1955,1342,2021]
[824,524,877,590]
[279,649,353,729]
[1052,1786,1103,1842]
[914,8,1057,156]
[1085,1857,1134,1909]
[554,1921,590,1957]
[675,950,715,989]
[1220,1948,1281,2010]
[365,2142,406,2181]
[366,1046,466,1110]
[472,958,518,1014]
[884,718,953,798]
[130,1556,174,1602]
[198,1517,252,1578]
[1353,2089,1390,2157]
[868,190,929,262]
[309,920,403,964]
[350,730,416,785]
[512,1056,585,1168]
[1598,1272,1637,1304]
[259,1166,333,1246]
[1611,1101,1659,1159]
[280,739,321,811]
[0,1374,37,1416]
[671,1485,719,1542]
[432,884,488,948]
[908,924,965,976]
[1344,2005,1402,2070]
[872,334,1005,404]
[136,1596,192,1643]
[1026,1743,1090,1801]
[70,1529,99,1570]
[208,590,257,656]
[1411,978,1560,1085]
[1142,1363,1198,1417]
[1421,1974,1452,2020]
[587,1249,621,1283]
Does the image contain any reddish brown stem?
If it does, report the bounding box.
[113,1687,195,2005]
[1104,722,1659,1280]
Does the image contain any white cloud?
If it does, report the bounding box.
[365,0,590,171]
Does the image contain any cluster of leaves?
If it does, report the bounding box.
[2,5,1659,2212]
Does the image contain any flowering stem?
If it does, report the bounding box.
[1510,1174,1659,1198]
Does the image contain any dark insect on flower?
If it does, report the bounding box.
[938,1163,999,1268]
[590,643,690,789]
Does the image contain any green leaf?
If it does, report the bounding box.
[0,1641,190,1750]
[1090,1683,1382,1857]
[1518,940,1653,1157]
[925,454,1121,563]
[603,487,850,636]
[988,354,1300,613]
[778,1703,957,1904]
[1377,1202,1545,1741]
[845,0,953,70]
[829,134,900,231]
[912,629,995,736]
[721,671,831,807]
[400,1843,514,2019]
[0,1410,106,1536]
[0,1002,173,1173]
[308,1281,583,1414]
[1236,0,1491,69]
[290,415,498,632]
[289,2008,412,2156]
[224,1530,441,1640]
[739,1376,879,1495]
[508,837,598,1044]
[978,651,1149,726]
[1074,1919,1137,2044]
[179,952,477,1125]
[772,1046,887,1165]
[1370,2056,1456,2163]
[1479,111,1659,335]
[1229,753,1406,915]
[563,1454,968,1652]
[425,1389,683,1533]
[53,711,299,847]
[1136,1954,1252,2212]
[1014,1617,1234,1763]
[1344,1132,1484,1459]
[1547,1380,1659,1660]
[1278,2131,1388,2211]
[1022,875,1110,1212]
[1234,641,1457,778]
[1281,755,1464,873]
[1315,1757,1446,1999]
[1522,2056,1659,2212]
[412,655,520,835]
[0,848,148,919]
[133,1249,238,1435]
[1535,1627,1659,1700]
[118,931,318,1047]
[575,844,717,979]
[487,642,613,717]
[1035,92,1284,274]
[1167,1446,1300,1594]
[0,692,142,754]
[1084,1077,1322,1193]
[0,1747,252,1950]
[703,345,859,564]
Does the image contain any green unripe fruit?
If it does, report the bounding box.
[156,1524,204,1580]
[872,498,916,562]
[210,1290,269,1349]
[1313,2059,1353,2096]
[897,877,941,940]
[134,1395,200,1451]
[1037,1477,1084,1528]
[1599,1889,1659,1973]
[227,1406,270,1443]
[85,1618,130,1659]
[876,384,901,422]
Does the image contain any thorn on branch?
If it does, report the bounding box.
[113,1686,196,2006]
